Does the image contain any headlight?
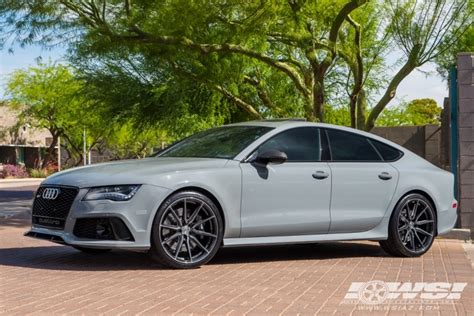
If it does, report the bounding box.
[83,185,141,201]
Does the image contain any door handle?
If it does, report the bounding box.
[312,170,329,180]
[378,172,392,180]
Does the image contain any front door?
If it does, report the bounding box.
[240,127,331,237]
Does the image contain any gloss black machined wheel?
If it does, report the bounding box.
[380,193,436,257]
[159,197,219,263]
[150,191,223,268]
[397,197,435,253]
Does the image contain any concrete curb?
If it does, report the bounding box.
[439,228,472,241]
[0,178,45,183]
[0,179,43,189]
[462,242,474,268]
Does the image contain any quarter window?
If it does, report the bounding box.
[326,129,382,161]
[257,127,321,162]
[370,139,403,161]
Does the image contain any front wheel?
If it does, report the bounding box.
[380,193,436,257]
[149,191,224,269]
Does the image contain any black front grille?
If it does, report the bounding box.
[32,186,79,229]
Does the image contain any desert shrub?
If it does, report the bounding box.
[1,164,29,178]
[29,162,58,178]
[29,168,49,178]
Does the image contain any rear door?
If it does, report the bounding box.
[324,128,400,233]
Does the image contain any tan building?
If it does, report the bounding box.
[0,105,53,167]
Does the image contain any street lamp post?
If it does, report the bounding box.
[57,136,61,171]
[83,126,87,166]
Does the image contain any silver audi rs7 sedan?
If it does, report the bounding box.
[26,120,457,268]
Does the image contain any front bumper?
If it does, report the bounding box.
[26,184,171,250]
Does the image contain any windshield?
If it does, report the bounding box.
[158,126,273,159]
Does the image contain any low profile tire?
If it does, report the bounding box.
[149,191,224,269]
[72,246,111,254]
[380,193,436,257]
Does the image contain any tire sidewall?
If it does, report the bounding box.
[389,193,436,257]
[150,191,224,268]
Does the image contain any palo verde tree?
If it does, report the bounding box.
[1,0,471,131]
[376,98,442,127]
[4,63,106,167]
[434,0,474,80]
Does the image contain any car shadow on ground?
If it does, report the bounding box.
[0,241,389,271]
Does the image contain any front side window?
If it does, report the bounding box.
[326,129,382,161]
[159,126,273,159]
[257,127,321,162]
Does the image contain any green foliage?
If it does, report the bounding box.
[4,62,170,165]
[5,62,96,166]
[325,105,351,126]
[435,24,474,79]
[326,98,442,127]
[28,167,56,178]
[376,98,442,127]
[100,122,169,159]
[0,0,471,133]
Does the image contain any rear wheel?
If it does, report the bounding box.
[149,191,223,269]
[380,193,436,257]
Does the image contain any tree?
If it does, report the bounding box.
[100,122,170,160]
[434,1,474,79]
[4,63,104,167]
[376,98,442,127]
[1,1,471,131]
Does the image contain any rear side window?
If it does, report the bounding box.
[257,127,320,162]
[370,139,403,161]
[326,129,382,161]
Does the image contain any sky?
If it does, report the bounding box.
[0,44,449,107]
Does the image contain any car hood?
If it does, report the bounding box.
[42,157,229,188]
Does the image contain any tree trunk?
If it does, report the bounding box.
[356,90,367,130]
[42,133,58,169]
[365,48,419,131]
[349,95,357,128]
[313,78,325,122]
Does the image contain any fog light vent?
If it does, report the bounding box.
[73,218,134,241]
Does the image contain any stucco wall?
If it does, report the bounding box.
[372,125,445,168]
[457,53,474,231]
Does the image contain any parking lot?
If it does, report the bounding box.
[0,181,473,315]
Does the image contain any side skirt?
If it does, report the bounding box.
[223,231,386,247]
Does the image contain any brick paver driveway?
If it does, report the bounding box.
[0,183,473,315]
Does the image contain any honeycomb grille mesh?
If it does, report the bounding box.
[32,186,79,223]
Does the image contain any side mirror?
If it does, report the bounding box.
[253,149,287,165]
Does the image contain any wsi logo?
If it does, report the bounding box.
[344,281,467,305]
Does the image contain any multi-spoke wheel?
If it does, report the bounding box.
[150,191,223,268]
[380,193,436,257]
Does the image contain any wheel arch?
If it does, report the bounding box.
[392,189,438,235]
[153,185,227,234]
[175,186,226,228]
